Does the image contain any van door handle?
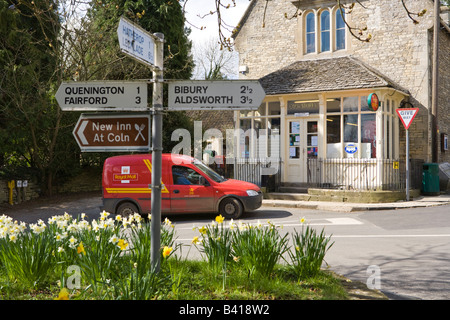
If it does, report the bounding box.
[173,189,179,194]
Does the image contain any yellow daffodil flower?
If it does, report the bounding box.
[54,288,70,300]
[117,239,129,251]
[192,236,199,244]
[77,242,86,255]
[215,215,225,224]
[162,246,172,258]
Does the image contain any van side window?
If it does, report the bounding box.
[172,166,202,185]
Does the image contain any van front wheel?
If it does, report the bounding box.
[117,202,139,217]
[219,198,243,219]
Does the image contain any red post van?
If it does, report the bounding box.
[102,153,262,219]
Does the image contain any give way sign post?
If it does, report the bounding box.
[396,108,419,201]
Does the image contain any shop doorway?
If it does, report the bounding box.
[285,118,319,183]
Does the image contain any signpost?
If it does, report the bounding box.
[73,113,150,152]
[57,16,267,274]
[117,16,156,67]
[55,81,148,111]
[396,108,419,201]
[168,80,266,110]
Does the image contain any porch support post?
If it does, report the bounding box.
[375,92,384,189]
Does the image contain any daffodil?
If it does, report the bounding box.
[9,234,17,242]
[68,236,77,249]
[215,215,225,224]
[198,226,207,235]
[54,288,70,300]
[164,217,173,227]
[109,235,119,244]
[300,217,306,224]
[117,239,129,251]
[77,242,86,255]
[162,246,172,258]
[192,236,199,244]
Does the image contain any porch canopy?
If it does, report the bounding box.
[259,56,409,96]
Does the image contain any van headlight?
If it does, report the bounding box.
[246,190,259,196]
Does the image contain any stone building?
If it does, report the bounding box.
[230,0,449,192]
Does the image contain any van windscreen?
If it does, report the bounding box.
[194,161,226,183]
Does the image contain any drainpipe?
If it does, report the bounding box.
[431,0,440,162]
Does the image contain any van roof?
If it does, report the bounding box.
[104,153,196,164]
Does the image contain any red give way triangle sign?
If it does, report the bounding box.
[396,108,419,130]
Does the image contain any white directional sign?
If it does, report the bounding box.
[73,113,151,152]
[55,81,148,111]
[168,80,266,110]
[396,108,419,130]
[117,16,155,67]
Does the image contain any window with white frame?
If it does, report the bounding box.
[238,102,281,158]
[320,10,330,52]
[335,9,346,50]
[326,95,395,159]
[306,12,316,54]
[303,6,347,54]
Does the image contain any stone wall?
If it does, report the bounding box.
[0,168,102,206]
[0,179,40,205]
[234,0,298,78]
[438,25,450,164]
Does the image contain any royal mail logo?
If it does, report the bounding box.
[114,173,138,181]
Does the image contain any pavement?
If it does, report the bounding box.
[262,193,450,212]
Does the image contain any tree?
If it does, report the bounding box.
[0,0,196,195]
[86,0,195,152]
[0,0,79,195]
[193,36,237,79]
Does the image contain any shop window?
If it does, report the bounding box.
[326,115,341,158]
[343,96,358,112]
[238,102,281,159]
[239,119,251,158]
[360,96,370,111]
[361,114,376,158]
[327,98,341,112]
[344,114,358,143]
[268,101,281,115]
[325,96,372,158]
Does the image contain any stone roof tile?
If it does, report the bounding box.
[259,56,409,96]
